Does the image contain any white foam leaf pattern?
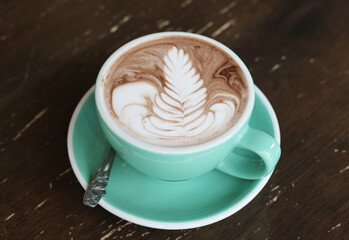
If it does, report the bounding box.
[147,47,207,132]
[111,46,238,146]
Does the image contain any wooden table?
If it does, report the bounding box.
[1,0,348,239]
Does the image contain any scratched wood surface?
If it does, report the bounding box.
[1,0,348,239]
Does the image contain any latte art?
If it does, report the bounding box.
[104,36,248,146]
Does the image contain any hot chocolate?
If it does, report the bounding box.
[103,36,248,147]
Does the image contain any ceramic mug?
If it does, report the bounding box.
[95,32,281,181]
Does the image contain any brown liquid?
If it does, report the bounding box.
[103,36,249,147]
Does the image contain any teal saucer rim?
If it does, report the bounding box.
[67,85,280,230]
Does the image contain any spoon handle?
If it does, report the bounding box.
[83,148,116,207]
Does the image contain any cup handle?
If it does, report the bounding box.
[216,125,281,180]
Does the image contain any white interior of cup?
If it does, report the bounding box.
[95,32,255,153]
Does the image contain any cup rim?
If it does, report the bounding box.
[95,31,255,154]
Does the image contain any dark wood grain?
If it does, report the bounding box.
[1,0,348,239]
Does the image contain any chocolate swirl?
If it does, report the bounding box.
[104,36,248,147]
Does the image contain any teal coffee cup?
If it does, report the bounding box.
[95,32,281,181]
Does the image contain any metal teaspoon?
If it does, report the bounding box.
[83,148,116,207]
